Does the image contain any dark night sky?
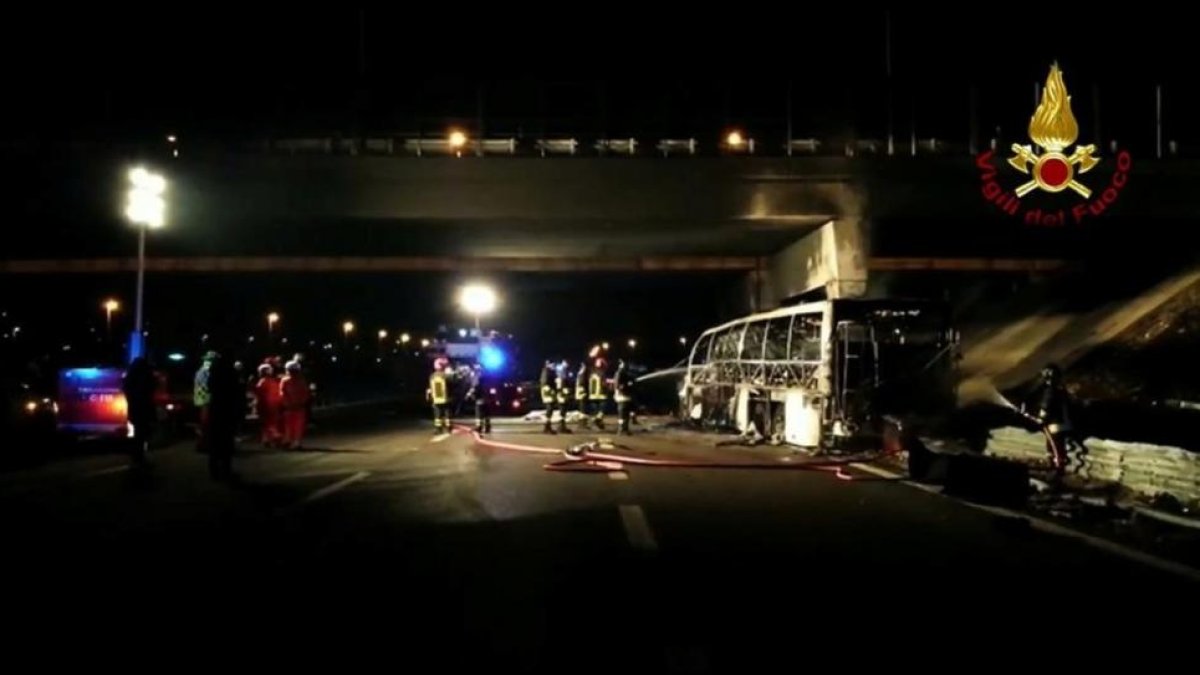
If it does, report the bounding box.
[1,9,1194,150]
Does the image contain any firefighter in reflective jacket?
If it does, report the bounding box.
[555,361,572,434]
[467,363,493,435]
[588,358,607,430]
[540,360,558,434]
[427,357,451,434]
[575,362,590,429]
[614,359,634,435]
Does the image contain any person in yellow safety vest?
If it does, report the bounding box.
[574,362,590,429]
[555,360,572,434]
[539,360,558,434]
[427,357,451,434]
[614,358,634,435]
[588,358,607,430]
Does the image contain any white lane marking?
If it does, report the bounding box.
[430,434,451,444]
[850,462,1200,584]
[618,504,658,552]
[81,465,130,478]
[608,471,629,481]
[299,471,370,506]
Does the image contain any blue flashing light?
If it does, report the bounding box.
[64,367,106,380]
[479,344,506,372]
[167,352,186,362]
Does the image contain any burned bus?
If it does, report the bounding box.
[680,299,958,449]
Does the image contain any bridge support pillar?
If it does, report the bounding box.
[765,218,869,304]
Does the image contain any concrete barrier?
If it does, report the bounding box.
[986,426,1200,509]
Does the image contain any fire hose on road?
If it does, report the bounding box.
[453,425,900,481]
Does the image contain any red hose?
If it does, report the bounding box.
[455,425,897,479]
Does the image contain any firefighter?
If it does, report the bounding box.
[280,360,310,449]
[539,360,558,434]
[467,363,493,435]
[193,350,217,452]
[427,357,451,435]
[1022,364,1085,481]
[614,359,635,435]
[122,356,156,468]
[589,358,608,430]
[254,362,283,446]
[575,362,590,430]
[206,353,244,479]
[556,360,572,434]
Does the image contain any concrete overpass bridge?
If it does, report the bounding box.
[6,143,1192,313]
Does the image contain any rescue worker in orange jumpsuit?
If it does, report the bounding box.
[254,362,283,446]
[280,360,310,449]
[427,357,451,434]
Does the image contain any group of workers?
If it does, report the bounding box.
[425,355,637,436]
[250,355,311,449]
[192,351,311,478]
[539,357,635,435]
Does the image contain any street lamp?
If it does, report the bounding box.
[458,283,497,334]
[602,342,610,351]
[267,312,280,335]
[628,338,638,349]
[378,329,388,341]
[124,166,166,361]
[342,321,355,345]
[420,338,431,348]
[103,299,120,339]
[448,129,468,157]
[400,333,411,345]
[679,336,687,346]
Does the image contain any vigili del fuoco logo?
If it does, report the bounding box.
[975,63,1131,226]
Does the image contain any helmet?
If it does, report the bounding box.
[257,363,272,376]
[594,357,607,371]
[203,350,219,362]
[1041,363,1062,383]
[434,356,449,370]
[285,360,302,373]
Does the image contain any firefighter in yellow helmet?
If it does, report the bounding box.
[588,357,608,430]
[539,360,558,434]
[614,358,634,435]
[555,360,572,434]
[427,356,451,434]
[575,361,590,430]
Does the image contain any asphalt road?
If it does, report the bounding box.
[2,413,1197,670]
